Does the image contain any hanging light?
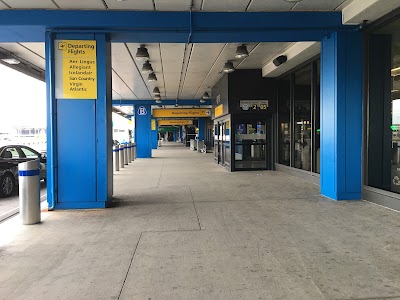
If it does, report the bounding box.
[154,95,161,100]
[200,98,206,104]
[141,61,153,73]
[153,87,161,95]
[235,44,249,59]
[148,72,157,82]
[155,99,162,104]
[202,92,210,99]
[135,45,150,61]
[223,61,235,73]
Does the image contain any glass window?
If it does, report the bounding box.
[20,147,39,158]
[293,65,312,171]
[2,147,20,159]
[367,17,400,193]
[278,76,291,166]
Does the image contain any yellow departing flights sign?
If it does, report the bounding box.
[153,109,211,118]
[55,40,97,99]
[158,120,193,126]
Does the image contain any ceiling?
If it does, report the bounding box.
[0,0,386,101]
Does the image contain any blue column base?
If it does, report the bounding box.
[322,192,362,201]
[53,201,108,210]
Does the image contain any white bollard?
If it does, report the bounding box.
[113,145,119,172]
[119,144,125,169]
[19,160,41,225]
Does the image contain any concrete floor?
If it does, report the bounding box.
[1,142,400,300]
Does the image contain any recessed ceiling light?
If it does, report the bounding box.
[1,58,20,65]
[135,45,150,61]
[235,45,249,59]
[223,61,235,73]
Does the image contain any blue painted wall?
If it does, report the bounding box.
[151,119,158,150]
[198,118,205,141]
[135,105,152,158]
[320,31,363,200]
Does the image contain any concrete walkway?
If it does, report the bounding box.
[1,142,400,300]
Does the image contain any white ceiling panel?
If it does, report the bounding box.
[112,70,136,99]
[248,0,295,11]
[237,42,290,69]
[202,0,250,11]
[155,0,192,11]
[160,43,185,99]
[293,0,347,11]
[54,0,106,9]
[3,0,57,9]
[0,43,45,69]
[126,43,166,99]
[0,2,9,9]
[112,43,150,99]
[104,0,153,10]
[19,43,45,58]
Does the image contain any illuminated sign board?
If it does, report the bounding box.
[153,109,211,118]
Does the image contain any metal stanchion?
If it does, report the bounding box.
[124,144,128,165]
[131,142,134,162]
[119,144,125,169]
[113,145,119,172]
[18,160,41,225]
[127,142,132,163]
[133,143,137,159]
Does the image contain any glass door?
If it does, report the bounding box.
[234,120,268,170]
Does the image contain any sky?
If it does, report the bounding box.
[0,64,46,129]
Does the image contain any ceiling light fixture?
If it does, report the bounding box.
[235,44,249,59]
[141,61,153,74]
[223,61,235,73]
[135,45,150,61]
[391,67,400,77]
[148,72,157,82]
[273,55,288,67]
[1,58,20,65]
[154,95,161,100]
[153,87,161,95]
[202,92,210,99]
[200,98,206,104]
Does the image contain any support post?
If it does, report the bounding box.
[135,105,152,158]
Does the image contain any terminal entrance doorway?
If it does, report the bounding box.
[234,118,272,171]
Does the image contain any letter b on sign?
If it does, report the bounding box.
[137,106,147,116]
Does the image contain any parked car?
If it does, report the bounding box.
[0,161,18,197]
[0,145,46,198]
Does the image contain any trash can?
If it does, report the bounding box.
[18,159,41,225]
[190,139,196,151]
[197,140,205,153]
[113,145,119,172]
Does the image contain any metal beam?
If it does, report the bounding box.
[0,10,356,43]
[112,100,212,106]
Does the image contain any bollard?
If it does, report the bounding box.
[124,144,128,165]
[127,142,132,163]
[119,144,125,169]
[113,145,119,172]
[133,143,137,160]
[130,142,134,162]
[18,160,41,225]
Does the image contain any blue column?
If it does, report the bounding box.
[173,131,177,142]
[179,126,183,142]
[151,119,158,149]
[320,31,363,200]
[135,105,152,158]
[46,32,112,209]
[198,118,205,141]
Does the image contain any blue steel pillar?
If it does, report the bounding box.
[46,32,112,209]
[151,119,158,149]
[135,105,152,158]
[320,31,363,200]
[179,126,183,142]
[198,118,205,141]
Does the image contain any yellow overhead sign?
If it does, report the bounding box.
[158,120,193,126]
[55,40,97,99]
[153,109,211,118]
[215,104,224,117]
